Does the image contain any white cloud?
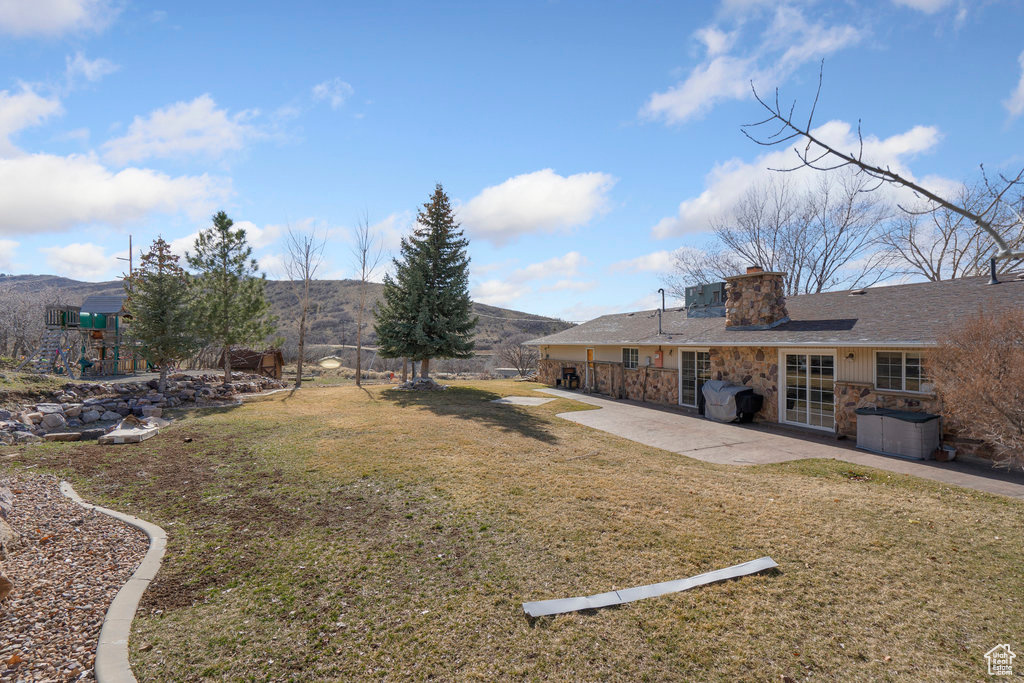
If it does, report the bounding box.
[0,0,116,36]
[540,279,597,293]
[643,5,863,124]
[65,52,118,87]
[891,0,954,13]
[695,26,736,57]
[472,279,530,307]
[102,94,262,164]
[459,169,616,245]
[168,231,200,259]
[471,252,588,307]
[40,242,116,280]
[508,251,586,283]
[366,212,411,251]
[0,239,18,271]
[556,296,657,323]
[312,78,354,109]
[610,250,676,273]
[0,152,228,235]
[651,120,942,238]
[258,253,286,278]
[168,220,287,261]
[0,86,63,156]
[231,220,285,250]
[1005,50,1024,119]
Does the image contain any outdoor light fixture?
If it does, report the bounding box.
[846,353,855,360]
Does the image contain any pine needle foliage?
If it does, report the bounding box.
[187,211,275,382]
[374,185,477,378]
[124,237,201,393]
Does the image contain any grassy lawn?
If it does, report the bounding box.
[4,380,1022,680]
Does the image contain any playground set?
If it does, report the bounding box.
[17,294,138,379]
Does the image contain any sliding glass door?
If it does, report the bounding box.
[679,350,711,407]
[783,352,835,430]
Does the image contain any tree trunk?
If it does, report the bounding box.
[402,358,407,382]
[295,296,307,388]
[420,357,430,379]
[158,365,168,395]
[223,345,232,384]
[356,284,365,387]
[355,331,362,387]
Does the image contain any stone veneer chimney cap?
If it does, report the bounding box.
[724,270,787,281]
[746,265,764,274]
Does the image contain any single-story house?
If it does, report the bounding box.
[527,268,1024,464]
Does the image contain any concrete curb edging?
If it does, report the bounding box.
[60,481,168,683]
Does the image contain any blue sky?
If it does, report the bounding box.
[1,0,1022,321]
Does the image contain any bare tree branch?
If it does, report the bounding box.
[744,62,1024,261]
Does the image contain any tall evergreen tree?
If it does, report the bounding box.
[375,184,477,378]
[187,211,275,383]
[124,237,201,393]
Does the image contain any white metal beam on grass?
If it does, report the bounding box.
[522,556,778,618]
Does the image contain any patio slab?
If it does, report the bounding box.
[537,388,1024,499]
[490,396,555,406]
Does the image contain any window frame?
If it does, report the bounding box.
[622,347,639,370]
[874,350,932,394]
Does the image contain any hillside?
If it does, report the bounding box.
[0,274,572,350]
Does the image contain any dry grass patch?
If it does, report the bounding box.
[5,380,1022,681]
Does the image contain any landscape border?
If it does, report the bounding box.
[60,481,167,683]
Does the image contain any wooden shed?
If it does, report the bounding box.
[218,348,284,380]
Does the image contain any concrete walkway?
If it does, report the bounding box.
[538,388,1024,499]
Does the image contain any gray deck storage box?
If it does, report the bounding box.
[854,407,940,460]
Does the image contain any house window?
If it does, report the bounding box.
[876,351,930,392]
[680,350,711,406]
[622,347,639,370]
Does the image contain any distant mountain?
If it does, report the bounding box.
[0,274,572,350]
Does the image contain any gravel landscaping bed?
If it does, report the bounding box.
[0,475,148,682]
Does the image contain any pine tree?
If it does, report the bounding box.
[375,184,477,378]
[124,237,201,393]
[187,211,275,383]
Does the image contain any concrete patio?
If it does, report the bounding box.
[538,387,1024,499]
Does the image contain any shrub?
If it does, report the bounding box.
[929,309,1024,468]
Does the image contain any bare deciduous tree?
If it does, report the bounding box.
[928,310,1024,469]
[284,225,327,387]
[664,171,892,299]
[743,64,1024,270]
[663,247,744,302]
[0,285,66,359]
[351,215,383,387]
[877,184,1024,281]
[497,334,539,377]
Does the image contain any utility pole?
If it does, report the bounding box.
[116,235,134,280]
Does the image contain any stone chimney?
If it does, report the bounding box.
[724,267,789,329]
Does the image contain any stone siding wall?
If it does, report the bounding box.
[724,271,789,329]
[623,367,678,404]
[538,359,582,387]
[708,346,779,421]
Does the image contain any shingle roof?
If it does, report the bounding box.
[80,294,127,315]
[528,274,1024,348]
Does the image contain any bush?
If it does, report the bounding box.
[929,310,1024,468]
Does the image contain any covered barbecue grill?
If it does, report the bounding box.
[701,380,764,423]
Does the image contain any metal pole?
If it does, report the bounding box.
[658,288,665,311]
[989,256,1000,285]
